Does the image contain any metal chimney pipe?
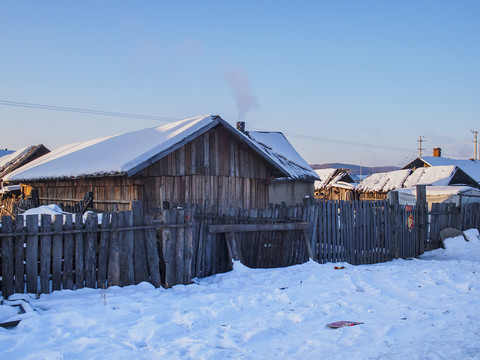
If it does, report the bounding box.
[236,121,246,133]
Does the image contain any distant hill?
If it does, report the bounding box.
[310,163,400,176]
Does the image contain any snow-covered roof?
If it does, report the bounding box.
[403,166,457,187]
[245,131,319,181]
[331,181,356,190]
[405,156,480,183]
[314,168,354,189]
[4,115,289,182]
[0,145,50,179]
[356,169,412,193]
[357,165,479,193]
[0,146,32,170]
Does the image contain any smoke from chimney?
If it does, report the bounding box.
[224,66,259,120]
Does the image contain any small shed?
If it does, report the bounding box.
[314,168,356,200]
[239,127,319,206]
[4,115,289,214]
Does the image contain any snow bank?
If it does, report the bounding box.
[420,229,480,262]
[1,230,480,359]
[21,204,103,224]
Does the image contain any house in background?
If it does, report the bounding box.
[235,122,319,206]
[4,115,291,214]
[356,165,480,202]
[0,144,50,182]
[403,147,480,186]
[314,168,357,200]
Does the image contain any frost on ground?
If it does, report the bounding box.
[1,230,480,359]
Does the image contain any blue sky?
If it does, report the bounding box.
[1,1,479,166]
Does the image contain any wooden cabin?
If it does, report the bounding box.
[314,168,357,201]
[4,115,289,214]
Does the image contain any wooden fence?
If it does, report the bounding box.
[428,202,480,250]
[2,188,480,298]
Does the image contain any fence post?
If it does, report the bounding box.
[144,215,161,287]
[107,212,121,286]
[389,191,400,259]
[40,214,52,294]
[162,209,175,288]
[52,215,63,291]
[26,214,38,294]
[1,215,14,298]
[416,185,427,255]
[131,201,149,284]
[14,215,25,294]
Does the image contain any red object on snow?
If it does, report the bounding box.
[327,321,364,329]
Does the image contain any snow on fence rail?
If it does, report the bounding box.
[5,187,476,298]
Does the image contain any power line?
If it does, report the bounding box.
[251,127,414,153]
[1,99,415,153]
[0,100,182,122]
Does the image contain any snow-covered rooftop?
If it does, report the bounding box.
[246,131,319,181]
[0,146,32,169]
[5,115,289,182]
[357,165,479,193]
[356,169,411,193]
[406,156,480,183]
[403,165,457,187]
[0,145,50,179]
[314,169,353,189]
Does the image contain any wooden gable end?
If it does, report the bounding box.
[138,126,273,179]
[138,126,276,209]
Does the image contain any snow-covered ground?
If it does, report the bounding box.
[1,230,479,359]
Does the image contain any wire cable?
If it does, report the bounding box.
[0,100,181,122]
[0,99,417,154]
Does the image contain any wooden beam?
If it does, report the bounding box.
[208,222,310,233]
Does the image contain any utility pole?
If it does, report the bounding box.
[472,130,479,160]
[417,136,426,157]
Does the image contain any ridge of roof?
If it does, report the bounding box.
[4,115,290,182]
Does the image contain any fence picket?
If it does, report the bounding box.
[63,215,74,289]
[52,215,63,291]
[131,201,149,284]
[97,213,110,289]
[26,215,38,294]
[1,215,14,298]
[14,215,25,294]
[75,213,85,289]
[85,213,98,288]
[107,212,120,287]
[40,214,52,294]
